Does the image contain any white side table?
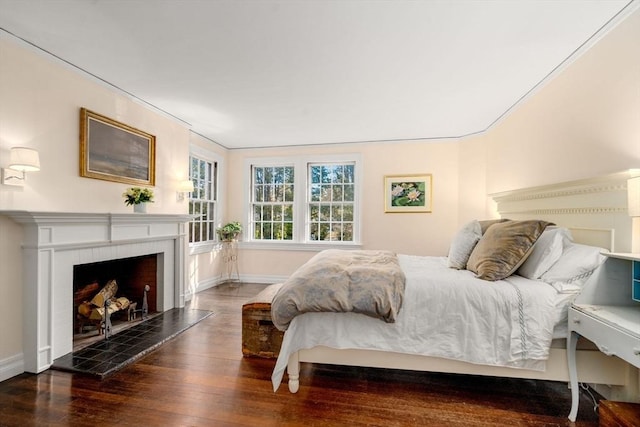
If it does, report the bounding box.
[567,253,640,421]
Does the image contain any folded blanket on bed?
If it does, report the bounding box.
[271,249,406,330]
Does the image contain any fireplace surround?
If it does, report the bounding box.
[2,211,191,374]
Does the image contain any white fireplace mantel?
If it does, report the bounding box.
[2,211,192,374]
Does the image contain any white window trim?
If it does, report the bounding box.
[189,145,224,255]
[243,153,362,250]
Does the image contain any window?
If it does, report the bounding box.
[189,155,217,244]
[252,166,295,240]
[308,163,355,241]
[248,155,360,245]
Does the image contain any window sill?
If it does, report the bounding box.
[237,241,363,252]
[189,242,221,255]
[189,240,363,254]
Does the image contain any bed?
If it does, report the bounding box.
[270,172,639,402]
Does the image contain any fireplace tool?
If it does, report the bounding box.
[103,299,113,340]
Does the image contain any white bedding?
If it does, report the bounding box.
[272,255,571,391]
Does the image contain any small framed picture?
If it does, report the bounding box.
[80,108,156,186]
[384,174,432,213]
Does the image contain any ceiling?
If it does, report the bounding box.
[0,0,635,149]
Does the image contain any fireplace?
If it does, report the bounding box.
[73,254,159,338]
[3,212,191,374]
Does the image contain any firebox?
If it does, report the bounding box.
[73,254,158,338]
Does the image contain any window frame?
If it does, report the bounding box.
[188,146,223,255]
[243,154,362,251]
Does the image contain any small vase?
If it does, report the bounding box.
[133,203,147,213]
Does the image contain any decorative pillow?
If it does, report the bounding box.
[517,227,572,279]
[478,218,511,235]
[467,220,553,281]
[540,242,608,293]
[447,220,482,269]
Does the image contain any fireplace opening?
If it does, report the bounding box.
[73,254,159,347]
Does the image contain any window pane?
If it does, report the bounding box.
[285,184,294,201]
[283,205,293,221]
[321,185,331,202]
[343,204,354,221]
[253,205,262,221]
[344,184,354,201]
[320,204,330,221]
[309,204,319,221]
[263,206,272,221]
[343,165,355,183]
[332,185,343,201]
[331,205,342,221]
[284,222,293,240]
[255,167,264,184]
[343,223,353,241]
[310,184,321,202]
[273,205,282,221]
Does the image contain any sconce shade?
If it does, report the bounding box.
[9,147,40,172]
[179,180,195,193]
[628,176,640,217]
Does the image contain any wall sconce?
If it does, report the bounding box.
[176,179,194,202]
[2,147,41,186]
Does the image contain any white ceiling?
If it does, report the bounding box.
[0,0,635,149]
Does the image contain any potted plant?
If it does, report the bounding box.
[217,221,242,241]
[122,187,154,213]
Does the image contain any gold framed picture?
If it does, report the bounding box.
[80,108,156,186]
[384,174,432,213]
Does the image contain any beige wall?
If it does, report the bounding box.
[0,35,193,367]
[482,7,640,193]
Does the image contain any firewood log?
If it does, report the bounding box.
[90,279,118,307]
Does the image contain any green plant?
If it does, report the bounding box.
[122,187,154,206]
[217,221,242,241]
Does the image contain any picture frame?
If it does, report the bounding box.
[384,174,432,213]
[80,108,156,186]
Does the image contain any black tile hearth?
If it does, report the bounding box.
[51,308,213,378]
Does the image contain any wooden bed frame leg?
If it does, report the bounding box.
[567,330,580,422]
[287,351,300,393]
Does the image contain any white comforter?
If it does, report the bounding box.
[272,255,569,391]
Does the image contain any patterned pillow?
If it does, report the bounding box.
[467,220,553,281]
[447,220,482,269]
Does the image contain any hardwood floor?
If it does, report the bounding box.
[0,283,601,426]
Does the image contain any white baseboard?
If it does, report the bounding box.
[0,353,24,383]
[238,274,288,284]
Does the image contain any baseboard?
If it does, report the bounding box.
[0,353,24,383]
[238,274,289,284]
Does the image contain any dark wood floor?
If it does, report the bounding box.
[0,283,601,426]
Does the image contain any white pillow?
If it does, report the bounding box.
[517,227,571,279]
[540,242,608,293]
[447,220,482,269]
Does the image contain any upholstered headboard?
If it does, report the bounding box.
[490,171,638,252]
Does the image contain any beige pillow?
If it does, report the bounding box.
[467,220,553,281]
[478,218,511,235]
